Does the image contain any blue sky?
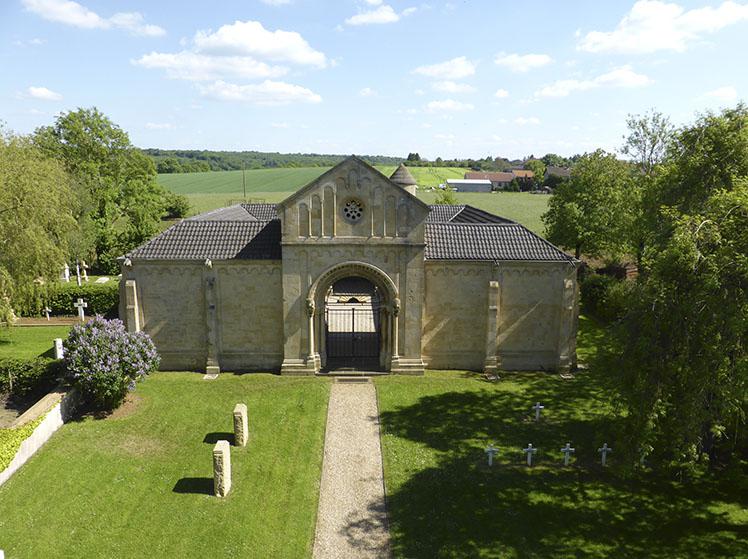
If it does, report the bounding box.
[1,0,747,159]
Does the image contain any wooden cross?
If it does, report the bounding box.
[532,402,545,421]
[74,298,87,322]
[523,444,538,466]
[560,442,575,466]
[598,443,613,467]
[485,444,499,466]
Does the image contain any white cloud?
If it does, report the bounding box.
[199,80,322,105]
[494,52,552,73]
[145,122,173,130]
[13,37,46,46]
[494,88,509,98]
[359,87,377,96]
[344,3,415,25]
[535,65,652,97]
[22,0,165,36]
[271,122,290,128]
[134,51,287,81]
[193,20,326,67]
[432,81,474,93]
[414,89,425,96]
[260,0,292,5]
[515,117,540,126]
[425,99,474,112]
[703,85,739,103]
[26,86,62,101]
[578,0,748,54]
[413,56,476,80]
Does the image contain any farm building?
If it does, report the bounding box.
[446,178,493,192]
[121,156,578,375]
[464,171,514,189]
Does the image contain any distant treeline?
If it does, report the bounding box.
[403,152,579,172]
[143,149,403,174]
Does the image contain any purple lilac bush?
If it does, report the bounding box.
[64,316,160,410]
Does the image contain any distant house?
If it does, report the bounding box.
[447,178,493,192]
[545,166,571,180]
[464,171,514,190]
[511,169,535,188]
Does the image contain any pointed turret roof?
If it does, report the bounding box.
[389,164,417,187]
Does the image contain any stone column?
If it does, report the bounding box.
[124,279,141,333]
[213,440,231,497]
[557,272,578,371]
[484,280,500,373]
[390,298,401,369]
[204,260,220,375]
[233,404,249,447]
[304,298,320,371]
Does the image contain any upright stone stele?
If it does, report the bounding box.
[213,440,231,497]
[233,403,249,447]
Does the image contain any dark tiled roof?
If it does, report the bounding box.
[426,204,513,224]
[425,222,573,262]
[426,204,466,222]
[127,220,281,260]
[242,203,280,221]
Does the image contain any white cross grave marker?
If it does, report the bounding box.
[532,402,545,422]
[523,444,538,466]
[74,298,87,322]
[485,444,499,466]
[598,443,613,467]
[75,261,81,286]
[54,338,64,359]
[560,443,575,466]
[62,263,70,283]
[43,306,52,321]
[81,260,89,282]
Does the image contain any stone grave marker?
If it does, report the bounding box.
[54,338,64,360]
[61,263,70,283]
[523,444,538,466]
[94,276,110,284]
[560,442,575,466]
[80,260,89,282]
[532,402,545,422]
[598,443,612,467]
[485,443,499,466]
[213,440,231,497]
[43,306,51,321]
[73,298,87,322]
[233,403,249,447]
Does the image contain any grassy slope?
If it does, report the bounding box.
[0,326,71,360]
[375,317,748,558]
[0,373,330,558]
[158,167,549,234]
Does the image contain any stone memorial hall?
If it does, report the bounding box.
[120,156,579,375]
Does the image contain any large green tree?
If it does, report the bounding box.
[0,131,78,320]
[542,149,633,258]
[35,108,167,273]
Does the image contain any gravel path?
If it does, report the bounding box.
[313,380,391,559]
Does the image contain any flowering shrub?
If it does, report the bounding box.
[64,316,160,410]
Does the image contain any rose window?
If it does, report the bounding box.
[343,199,364,222]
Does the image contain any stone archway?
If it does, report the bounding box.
[305,261,400,373]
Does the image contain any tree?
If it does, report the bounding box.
[406,152,421,162]
[434,186,458,205]
[542,150,633,258]
[524,159,546,188]
[0,131,78,319]
[622,109,674,178]
[35,108,167,273]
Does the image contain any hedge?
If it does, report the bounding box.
[0,358,63,401]
[0,416,44,471]
[580,274,629,323]
[46,282,119,317]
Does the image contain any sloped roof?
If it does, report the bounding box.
[511,169,535,179]
[465,171,515,182]
[389,164,417,186]
[127,202,571,263]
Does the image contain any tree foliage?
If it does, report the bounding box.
[542,150,633,258]
[0,131,78,321]
[35,108,167,273]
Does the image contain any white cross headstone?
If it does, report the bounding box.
[62,263,70,283]
[485,444,499,466]
[560,442,575,466]
[81,260,89,282]
[598,443,613,467]
[43,306,52,321]
[73,298,87,322]
[54,338,64,359]
[75,261,82,286]
[523,444,538,466]
[532,402,545,422]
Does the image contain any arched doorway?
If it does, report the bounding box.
[325,277,382,370]
[306,261,400,373]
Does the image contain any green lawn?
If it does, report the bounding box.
[158,167,549,234]
[375,317,748,558]
[0,373,330,558]
[0,326,71,360]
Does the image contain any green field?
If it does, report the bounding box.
[158,167,550,234]
[0,326,71,360]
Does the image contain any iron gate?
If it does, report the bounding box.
[325,306,380,359]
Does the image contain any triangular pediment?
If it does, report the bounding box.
[279,156,429,241]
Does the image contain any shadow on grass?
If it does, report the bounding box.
[203,432,235,445]
[379,383,748,558]
[172,477,213,495]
